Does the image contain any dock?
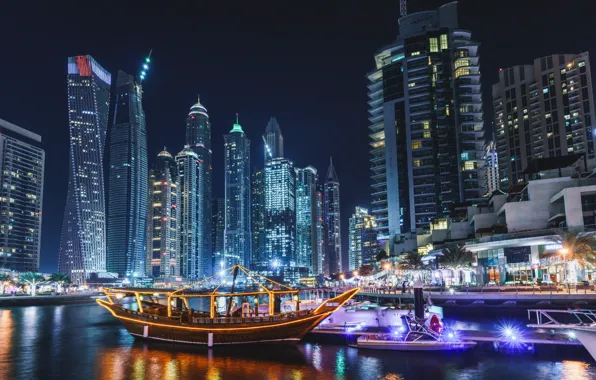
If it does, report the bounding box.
[309,327,581,346]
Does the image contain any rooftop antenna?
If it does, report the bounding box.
[400,0,407,17]
[139,49,153,82]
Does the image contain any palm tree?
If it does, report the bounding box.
[0,274,12,295]
[398,252,428,281]
[19,273,46,296]
[49,273,71,294]
[545,231,596,282]
[440,243,475,285]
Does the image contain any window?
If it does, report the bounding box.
[429,38,438,53]
[412,141,422,149]
[455,68,470,78]
[462,161,475,171]
[461,152,469,160]
[411,51,420,56]
[413,160,421,167]
[440,34,448,50]
[423,121,430,130]
[455,59,469,69]
[408,82,416,88]
[423,130,431,138]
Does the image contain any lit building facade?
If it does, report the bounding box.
[0,118,44,272]
[146,149,179,278]
[485,141,499,195]
[348,207,378,271]
[313,184,326,276]
[295,166,318,273]
[492,53,596,187]
[59,55,111,284]
[176,147,208,279]
[186,96,212,276]
[264,158,296,269]
[324,158,341,274]
[107,71,148,278]
[368,3,485,246]
[224,117,251,267]
[251,169,266,271]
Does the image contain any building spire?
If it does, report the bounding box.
[230,112,244,133]
[326,156,339,182]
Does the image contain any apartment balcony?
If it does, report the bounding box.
[371,189,387,196]
[371,172,385,180]
[371,181,387,188]
[371,198,387,205]
[370,163,386,172]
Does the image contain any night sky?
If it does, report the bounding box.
[1,0,595,272]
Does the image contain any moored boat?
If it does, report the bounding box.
[97,265,359,346]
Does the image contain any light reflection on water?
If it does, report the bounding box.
[0,304,595,379]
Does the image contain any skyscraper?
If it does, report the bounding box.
[492,53,596,187]
[0,118,44,272]
[263,117,283,162]
[176,146,207,279]
[107,71,148,279]
[59,55,111,284]
[484,141,499,195]
[295,166,318,272]
[348,207,378,271]
[368,3,485,247]
[224,116,251,267]
[146,149,179,278]
[186,96,212,276]
[264,158,296,270]
[324,157,341,274]
[312,184,326,276]
[211,198,225,269]
[251,169,266,271]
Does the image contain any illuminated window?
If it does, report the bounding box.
[455,68,470,78]
[440,34,448,50]
[429,38,438,53]
[408,82,416,88]
[423,121,430,130]
[445,106,450,116]
[455,60,469,69]
[413,160,421,167]
[461,152,469,160]
[462,161,475,171]
[579,61,586,68]
[423,131,431,138]
[411,51,421,56]
[412,141,422,149]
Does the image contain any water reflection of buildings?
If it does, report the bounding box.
[0,310,13,380]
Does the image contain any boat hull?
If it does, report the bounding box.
[357,339,476,352]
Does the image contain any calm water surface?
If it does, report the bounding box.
[1,304,596,380]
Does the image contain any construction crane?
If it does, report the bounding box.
[400,0,407,17]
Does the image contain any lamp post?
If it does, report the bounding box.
[560,248,569,283]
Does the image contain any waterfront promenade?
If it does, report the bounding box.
[0,293,100,307]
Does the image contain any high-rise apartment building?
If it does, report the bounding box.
[223,117,251,267]
[0,118,44,272]
[295,166,318,273]
[251,169,266,270]
[176,147,208,279]
[263,117,283,162]
[368,3,485,247]
[59,55,111,284]
[107,71,148,278]
[348,207,378,271]
[484,141,499,195]
[264,158,296,269]
[324,158,342,274]
[492,53,596,187]
[312,184,326,276]
[211,198,225,268]
[146,149,179,278]
[186,96,212,276]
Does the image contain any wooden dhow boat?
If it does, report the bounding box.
[97,265,359,346]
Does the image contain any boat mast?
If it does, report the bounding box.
[226,265,240,317]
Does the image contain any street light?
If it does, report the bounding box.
[383,263,392,271]
[352,270,359,277]
[339,274,345,280]
[560,248,569,283]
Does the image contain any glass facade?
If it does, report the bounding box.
[0,118,44,272]
[146,150,179,278]
[324,158,341,274]
[263,117,283,163]
[59,55,111,284]
[184,97,212,277]
[211,198,225,268]
[107,71,148,279]
[348,207,378,271]
[224,120,251,267]
[295,166,318,273]
[264,158,296,269]
[251,169,266,271]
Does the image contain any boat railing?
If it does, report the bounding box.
[527,308,596,327]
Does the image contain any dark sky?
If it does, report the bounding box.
[1,0,595,273]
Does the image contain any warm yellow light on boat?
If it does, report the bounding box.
[153,293,160,297]
[139,295,144,301]
[116,293,124,300]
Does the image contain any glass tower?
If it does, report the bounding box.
[107,71,148,279]
[251,169,266,271]
[224,117,251,267]
[313,184,326,276]
[368,3,485,246]
[324,157,341,274]
[295,166,318,273]
[146,149,179,278]
[185,96,212,276]
[263,117,283,162]
[348,207,378,271]
[0,118,44,272]
[59,55,111,284]
[264,158,296,270]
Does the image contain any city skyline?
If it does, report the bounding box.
[3,0,595,272]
